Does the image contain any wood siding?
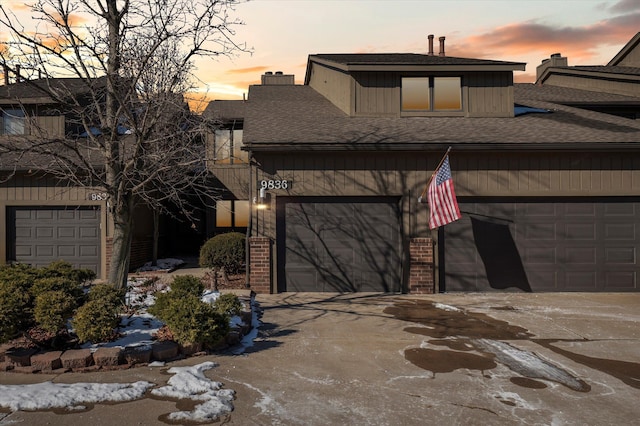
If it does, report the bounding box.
[544,74,640,97]
[311,67,516,118]
[308,63,353,114]
[466,72,514,117]
[250,151,640,241]
[0,174,108,277]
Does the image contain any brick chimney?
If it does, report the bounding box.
[428,34,434,56]
[439,36,446,56]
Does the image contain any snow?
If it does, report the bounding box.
[0,381,154,412]
[0,267,258,422]
[136,258,185,272]
[434,302,461,312]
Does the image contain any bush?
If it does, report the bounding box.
[30,276,85,307]
[88,283,125,310]
[0,282,32,343]
[34,290,76,333]
[169,275,204,297]
[199,232,245,274]
[153,294,229,346]
[38,260,96,284]
[0,263,39,294]
[214,293,243,317]
[73,299,121,343]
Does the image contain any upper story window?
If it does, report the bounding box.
[213,121,248,164]
[1,109,26,135]
[215,199,249,229]
[401,77,462,113]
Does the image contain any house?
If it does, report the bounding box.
[205,33,640,294]
[0,72,157,279]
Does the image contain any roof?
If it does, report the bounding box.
[305,53,526,84]
[0,77,107,105]
[238,83,640,151]
[203,100,247,121]
[608,32,640,66]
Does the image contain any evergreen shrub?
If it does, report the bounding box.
[34,290,76,333]
[199,232,245,274]
[214,293,243,317]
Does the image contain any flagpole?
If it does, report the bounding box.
[418,146,452,203]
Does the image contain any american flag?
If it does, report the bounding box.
[427,155,461,229]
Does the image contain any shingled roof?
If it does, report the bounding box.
[239,83,640,151]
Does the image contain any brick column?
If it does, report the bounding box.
[409,237,435,294]
[249,237,271,294]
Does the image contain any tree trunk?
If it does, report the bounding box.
[108,197,134,289]
[152,210,160,267]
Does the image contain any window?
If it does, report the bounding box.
[401,77,462,112]
[215,200,249,229]
[213,123,248,164]
[1,109,26,135]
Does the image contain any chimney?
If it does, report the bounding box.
[438,36,446,56]
[261,71,295,85]
[535,53,568,83]
[428,34,434,56]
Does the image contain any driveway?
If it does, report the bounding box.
[2,292,640,425]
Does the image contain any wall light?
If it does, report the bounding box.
[254,187,270,210]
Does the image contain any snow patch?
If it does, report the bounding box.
[151,362,235,422]
[434,303,461,312]
[0,381,154,412]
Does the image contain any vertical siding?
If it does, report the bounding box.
[308,63,352,114]
[467,72,514,117]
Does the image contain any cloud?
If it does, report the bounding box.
[228,66,271,75]
[448,14,639,64]
[609,0,640,13]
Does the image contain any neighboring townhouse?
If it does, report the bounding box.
[0,74,156,279]
[211,33,640,294]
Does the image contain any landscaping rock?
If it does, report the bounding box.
[123,345,152,365]
[93,347,122,367]
[60,349,94,369]
[31,351,63,371]
[0,343,13,362]
[226,330,241,346]
[5,347,38,367]
[151,341,179,361]
[179,342,203,356]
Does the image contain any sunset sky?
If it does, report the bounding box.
[2,0,639,106]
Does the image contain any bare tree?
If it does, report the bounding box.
[0,0,248,288]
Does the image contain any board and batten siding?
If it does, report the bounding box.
[466,72,514,117]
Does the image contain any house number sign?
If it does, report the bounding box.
[260,179,289,190]
[88,192,108,201]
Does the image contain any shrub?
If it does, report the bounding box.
[30,276,85,307]
[0,263,39,293]
[153,294,229,346]
[199,232,245,274]
[73,298,121,343]
[214,293,243,317]
[169,275,204,297]
[0,282,32,343]
[38,260,96,284]
[34,290,76,333]
[88,283,126,310]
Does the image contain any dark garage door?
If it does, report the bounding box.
[279,197,402,292]
[8,207,101,274]
[443,200,640,292]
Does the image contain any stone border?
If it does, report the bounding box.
[0,291,255,374]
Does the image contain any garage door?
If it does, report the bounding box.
[279,197,402,292]
[443,200,640,292]
[8,207,101,274]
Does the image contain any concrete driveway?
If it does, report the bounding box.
[2,292,640,425]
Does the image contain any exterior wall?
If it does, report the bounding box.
[208,165,250,199]
[466,72,515,117]
[307,63,353,114]
[0,173,108,278]
[543,74,640,97]
[249,236,271,293]
[325,70,515,118]
[409,238,435,294]
[247,150,640,292]
[617,45,640,67]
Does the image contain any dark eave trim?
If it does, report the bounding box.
[244,141,640,153]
